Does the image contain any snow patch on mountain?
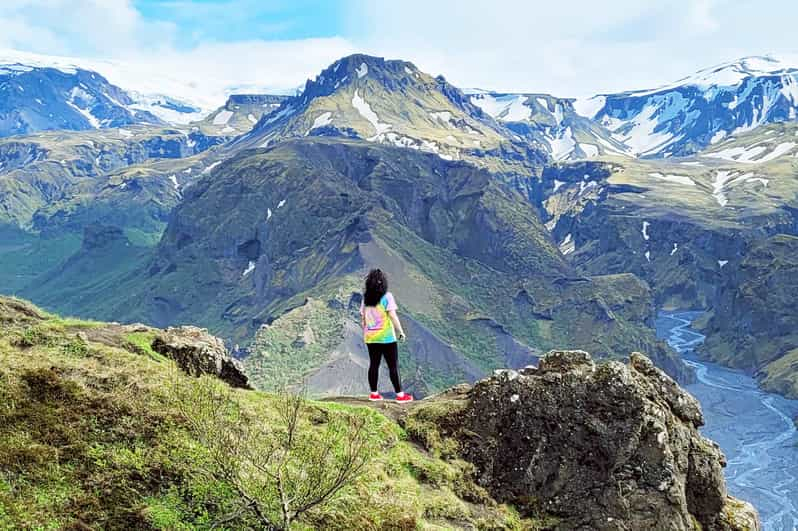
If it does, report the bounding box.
[712,171,734,206]
[573,96,606,119]
[429,111,453,125]
[710,131,727,144]
[548,127,576,161]
[470,93,531,122]
[705,141,796,163]
[64,86,104,128]
[648,172,696,186]
[559,233,575,255]
[310,111,333,131]
[580,143,599,158]
[202,161,222,175]
[212,110,234,126]
[352,91,391,138]
[607,103,680,156]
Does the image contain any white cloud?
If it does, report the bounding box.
[344,0,798,97]
[1,0,796,111]
[0,0,174,56]
[117,37,357,110]
[0,1,356,113]
[687,0,719,34]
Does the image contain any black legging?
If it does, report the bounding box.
[367,342,402,393]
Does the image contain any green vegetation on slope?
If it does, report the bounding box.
[700,234,798,397]
[0,296,541,530]
[249,297,347,391]
[0,226,82,293]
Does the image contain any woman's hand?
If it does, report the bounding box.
[398,331,407,342]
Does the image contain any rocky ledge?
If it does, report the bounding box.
[152,326,251,389]
[407,350,759,531]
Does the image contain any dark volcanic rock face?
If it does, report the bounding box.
[422,350,759,530]
[701,234,798,396]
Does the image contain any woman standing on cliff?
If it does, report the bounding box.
[361,269,413,403]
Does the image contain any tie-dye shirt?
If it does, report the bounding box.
[360,292,398,344]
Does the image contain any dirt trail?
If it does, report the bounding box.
[320,396,419,421]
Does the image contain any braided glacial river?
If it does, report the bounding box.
[657,312,798,531]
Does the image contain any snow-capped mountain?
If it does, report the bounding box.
[0,49,296,126]
[0,49,213,127]
[467,90,628,161]
[0,60,166,136]
[576,55,798,158]
[237,54,537,166]
[4,48,798,164]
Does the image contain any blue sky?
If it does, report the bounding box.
[133,0,347,45]
[0,0,796,102]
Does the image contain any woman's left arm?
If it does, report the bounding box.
[388,310,406,341]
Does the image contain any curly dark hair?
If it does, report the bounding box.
[363,269,388,307]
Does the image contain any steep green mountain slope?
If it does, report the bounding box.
[0,296,537,530]
[24,137,686,394]
[0,125,232,292]
[0,125,225,229]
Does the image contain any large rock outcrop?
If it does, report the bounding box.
[152,326,251,389]
[415,350,759,530]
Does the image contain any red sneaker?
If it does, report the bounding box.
[395,392,414,404]
[368,392,383,401]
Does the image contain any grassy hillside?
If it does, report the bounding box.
[0,296,540,530]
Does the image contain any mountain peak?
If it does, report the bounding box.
[621,54,798,98]
[238,53,520,164]
[292,54,426,106]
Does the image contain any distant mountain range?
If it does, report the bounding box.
[2,50,798,399]
[578,55,798,157]
[4,49,798,161]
